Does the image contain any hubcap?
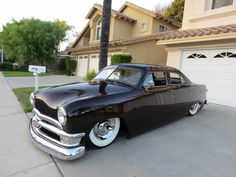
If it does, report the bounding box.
[93,119,116,140]
[190,103,200,115]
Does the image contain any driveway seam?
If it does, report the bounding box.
[51,156,65,177]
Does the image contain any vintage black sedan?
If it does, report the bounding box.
[29,64,207,160]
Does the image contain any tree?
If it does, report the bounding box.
[154,3,168,14]
[0,18,70,65]
[164,0,185,24]
[99,0,112,71]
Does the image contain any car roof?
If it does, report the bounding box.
[116,63,179,72]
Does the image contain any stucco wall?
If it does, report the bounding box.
[127,40,167,65]
[183,0,236,30]
[112,19,133,40]
[121,7,154,36]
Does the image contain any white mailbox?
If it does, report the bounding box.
[28,65,46,91]
[28,65,46,74]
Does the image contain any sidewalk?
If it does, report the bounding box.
[0,72,62,177]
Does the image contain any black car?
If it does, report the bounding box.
[29,64,207,160]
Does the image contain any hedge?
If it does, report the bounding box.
[86,70,97,81]
[65,59,77,76]
[111,54,132,65]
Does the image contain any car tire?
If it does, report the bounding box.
[188,103,201,116]
[89,118,120,148]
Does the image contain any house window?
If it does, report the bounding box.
[214,52,236,58]
[140,21,148,32]
[95,18,101,40]
[187,53,207,59]
[212,0,234,9]
[159,25,169,33]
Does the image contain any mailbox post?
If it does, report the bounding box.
[28,65,46,91]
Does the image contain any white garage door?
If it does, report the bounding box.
[77,56,88,77]
[181,48,236,107]
[89,55,99,73]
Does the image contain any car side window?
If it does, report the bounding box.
[170,72,187,85]
[153,72,167,86]
[143,71,167,87]
[143,73,154,87]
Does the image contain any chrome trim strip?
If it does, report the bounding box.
[32,108,62,130]
[29,120,85,160]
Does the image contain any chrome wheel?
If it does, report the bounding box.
[89,118,120,147]
[189,103,200,116]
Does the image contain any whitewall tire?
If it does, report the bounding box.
[188,103,201,116]
[89,118,120,148]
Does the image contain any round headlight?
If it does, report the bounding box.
[58,107,67,126]
[30,93,35,106]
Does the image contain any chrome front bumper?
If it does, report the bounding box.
[29,109,86,160]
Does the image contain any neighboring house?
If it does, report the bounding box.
[157,0,236,107]
[69,1,180,77]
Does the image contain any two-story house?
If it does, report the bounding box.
[70,1,180,77]
[157,0,236,107]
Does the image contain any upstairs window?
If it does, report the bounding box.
[140,21,148,32]
[95,18,101,40]
[212,0,234,9]
[159,25,169,33]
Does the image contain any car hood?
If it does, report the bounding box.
[34,81,132,110]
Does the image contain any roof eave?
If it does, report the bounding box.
[156,32,236,45]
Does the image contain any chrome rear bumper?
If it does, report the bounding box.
[29,109,86,160]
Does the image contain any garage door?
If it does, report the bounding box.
[77,56,88,77]
[181,48,236,107]
[89,55,99,73]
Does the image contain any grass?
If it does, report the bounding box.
[2,71,48,77]
[12,86,49,113]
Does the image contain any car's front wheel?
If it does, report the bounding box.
[89,118,120,148]
[188,103,201,116]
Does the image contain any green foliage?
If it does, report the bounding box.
[66,59,77,76]
[12,86,49,112]
[164,0,185,24]
[58,58,67,72]
[111,54,132,65]
[0,18,70,65]
[86,70,97,81]
[0,62,13,71]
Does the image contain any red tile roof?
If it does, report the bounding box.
[86,3,137,23]
[157,24,236,41]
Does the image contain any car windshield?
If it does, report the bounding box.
[94,67,143,87]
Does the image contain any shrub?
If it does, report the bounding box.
[0,62,13,71]
[86,70,97,81]
[65,59,77,76]
[111,54,132,65]
[58,58,66,72]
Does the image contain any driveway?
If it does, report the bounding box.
[6,75,85,88]
[54,104,236,177]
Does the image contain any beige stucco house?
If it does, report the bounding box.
[70,1,180,77]
[157,0,236,107]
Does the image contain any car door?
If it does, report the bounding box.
[168,72,193,116]
[139,70,175,129]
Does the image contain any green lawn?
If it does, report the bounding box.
[2,71,48,77]
[12,87,49,113]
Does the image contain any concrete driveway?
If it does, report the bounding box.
[6,75,85,88]
[53,104,236,177]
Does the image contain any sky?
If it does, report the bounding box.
[0,0,173,48]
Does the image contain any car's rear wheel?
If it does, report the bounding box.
[89,118,120,148]
[188,103,201,116]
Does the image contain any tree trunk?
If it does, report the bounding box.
[99,0,112,71]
